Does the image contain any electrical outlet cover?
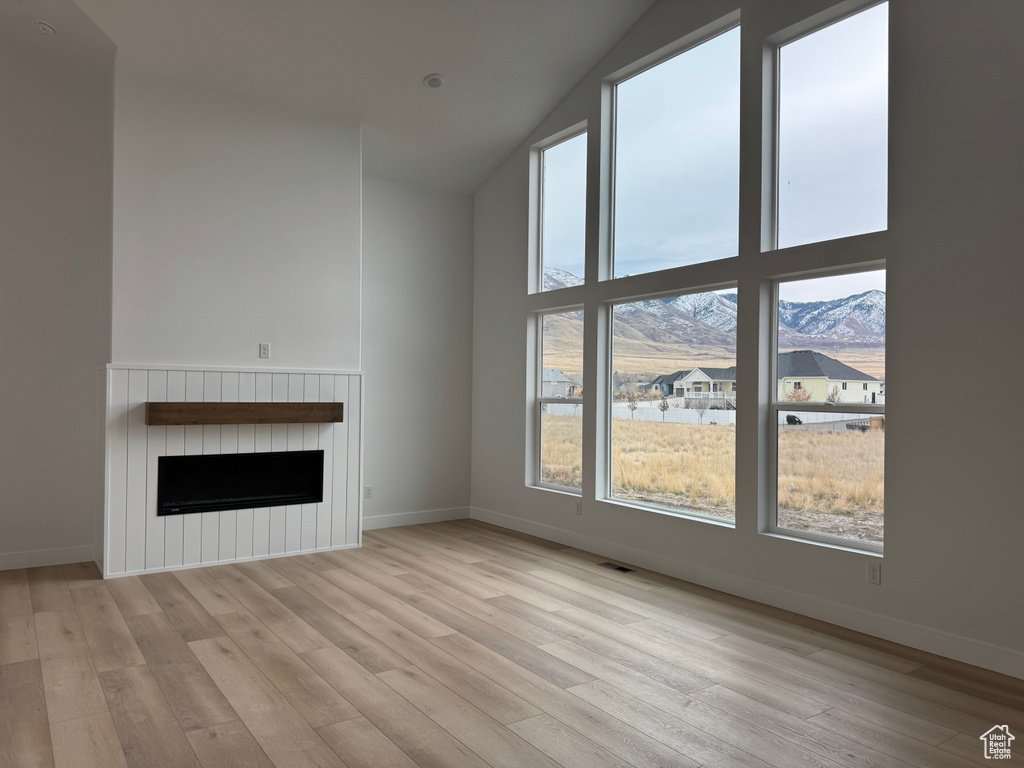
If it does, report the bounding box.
[867,562,881,584]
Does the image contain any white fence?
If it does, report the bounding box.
[543,402,881,429]
[544,400,737,425]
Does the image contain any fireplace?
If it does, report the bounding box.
[157,450,324,516]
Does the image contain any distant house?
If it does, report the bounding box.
[777,350,881,404]
[656,350,880,406]
[673,367,736,406]
[542,368,572,398]
[652,370,690,396]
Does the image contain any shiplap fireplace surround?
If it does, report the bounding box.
[104,365,362,578]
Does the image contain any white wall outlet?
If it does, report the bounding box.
[258,342,271,359]
[364,485,373,499]
[867,562,881,585]
[575,500,583,515]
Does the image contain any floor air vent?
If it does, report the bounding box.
[597,562,636,573]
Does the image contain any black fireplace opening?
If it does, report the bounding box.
[158,450,324,516]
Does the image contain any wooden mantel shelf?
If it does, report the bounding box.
[145,402,344,426]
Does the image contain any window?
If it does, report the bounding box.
[539,132,588,290]
[534,310,583,491]
[773,2,888,249]
[609,290,737,522]
[773,270,885,549]
[612,26,740,277]
[526,2,887,554]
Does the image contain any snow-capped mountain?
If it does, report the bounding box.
[542,267,584,291]
[668,292,738,333]
[543,268,885,350]
[613,298,737,348]
[778,290,886,343]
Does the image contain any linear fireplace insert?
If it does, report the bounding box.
[157,450,324,516]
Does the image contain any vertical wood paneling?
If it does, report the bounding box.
[108,367,361,575]
[302,375,320,551]
[163,371,187,567]
[219,372,240,562]
[125,370,150,573]
[200,372,223,564]
[253,374,274,558]
[346,375,362,546]
[317,375,336,550]
[236,372,257,559]
[332,375,350,547]
[106,369,130,576]
[182,371,205,565]
[145,371,168,570]
[285,374,305,552]
[269,374,289,555]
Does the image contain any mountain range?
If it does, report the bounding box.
[542,267,885,376]
[544,267,884,347]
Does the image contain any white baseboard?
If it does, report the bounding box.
[470,506,1024,681]
[105,543,361,579]
[0,544,97,571]
[363,507,471,531]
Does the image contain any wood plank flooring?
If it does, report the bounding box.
[1,521,1021,768]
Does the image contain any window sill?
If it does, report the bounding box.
[529,483,582,497]
[602,496,736,529]
[762,528,883,556]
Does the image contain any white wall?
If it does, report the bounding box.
[0,36,113,569]
[362,176,474,528]
[112,71,362,371]
[471,0,1024,677]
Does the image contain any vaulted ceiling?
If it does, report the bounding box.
[2,0,655,193]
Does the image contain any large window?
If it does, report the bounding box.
[774,271,885,549]
[775,2,888,249]
[535,310,583,492]
[610,291,737,522]
[528,1,888,554]
[539,132,588,290]
[612,27,740,277]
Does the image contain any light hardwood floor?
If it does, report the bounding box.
[1,520,1021,768]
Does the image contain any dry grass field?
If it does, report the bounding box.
[541,415,884,535]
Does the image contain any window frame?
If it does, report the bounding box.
[767,268,886,554]
[606,16,742,282]
[525,0,890,556]
[603,284,739,527]
[530,123,589,296]
[530,308,584,495]
[761,0,889,254]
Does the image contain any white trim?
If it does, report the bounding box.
[468,506,1024,680]
[534,480,583,497]
[362,507,470,531]
[103,544,361,579]
[531,121,589,296]
[603,10,741,88]
[108,363,364,376]
[0,545,96,571]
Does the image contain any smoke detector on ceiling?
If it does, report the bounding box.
[422,73,445,89]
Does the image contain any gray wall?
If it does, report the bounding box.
[0,36,113,567]
[112,71,362,371]
[362,176,474,528]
